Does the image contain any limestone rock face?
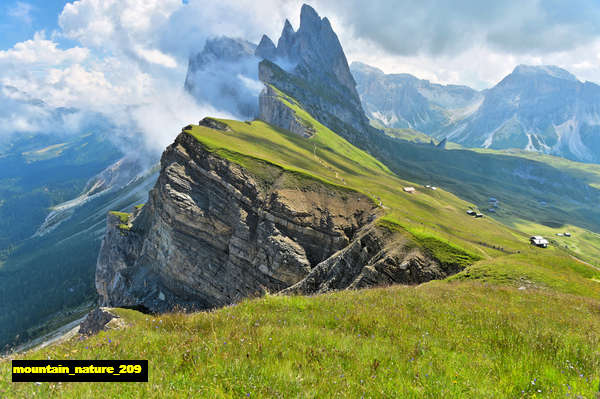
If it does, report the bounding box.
[258,86,314,137]
[283,223,456,295]
[96,130,378,312]
[254,5,379,151]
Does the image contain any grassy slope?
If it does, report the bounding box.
[184,95,599,295]
[2,283,599,398]
[467,148,600,266]
[359,128,600,268]
[371,130,600,267]
[3,94,600,397]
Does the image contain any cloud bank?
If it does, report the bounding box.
[1,0,600,153]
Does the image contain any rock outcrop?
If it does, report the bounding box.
[258,85,314,137]
[96,127,380,312]
[79,308,121,335]
[283,223,459,295]
[96,122,462,313]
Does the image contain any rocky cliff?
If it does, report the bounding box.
[255,5,376,149]
[96,120,458,313]
[258,85,314,138]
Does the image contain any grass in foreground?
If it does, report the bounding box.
[2,282,599,398]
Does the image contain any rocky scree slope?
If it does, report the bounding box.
[96,120,461,313]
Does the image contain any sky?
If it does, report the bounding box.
[1,0,600,150]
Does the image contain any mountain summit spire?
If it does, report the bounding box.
[256,3,358,103]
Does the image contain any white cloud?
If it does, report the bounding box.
[58,0,181,53]
[0,32,88,65]
[7,1,34,25]
[134,46,177,68]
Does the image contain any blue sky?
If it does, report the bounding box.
[0,1,71,49]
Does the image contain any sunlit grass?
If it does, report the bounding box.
[2,282,599,398]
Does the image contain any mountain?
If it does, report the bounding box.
[352,63,600,163]
[256,4,375,148]
[5,4,600,397]
[184,36,260,119]
[447,65,600,162]
[95,3,600,317]
[96,118,471,312]
[351,62,483,134]
[95,5,480,313]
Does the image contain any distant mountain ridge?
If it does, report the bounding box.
[352,63,600,163]
[448,64,600,163]
[351,62,483,135]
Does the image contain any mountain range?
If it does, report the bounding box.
[351,62,600,163]
[97,4,600,316]
[3,4,600,397]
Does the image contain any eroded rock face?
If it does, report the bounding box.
[96,131,378,312]
[283,224,458,295]
[258,85,314,137]
[254,5,379,152]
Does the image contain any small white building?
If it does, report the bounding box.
[403,187,416,193]
[530,236,549,248]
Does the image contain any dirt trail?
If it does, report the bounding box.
[570,255,600,272]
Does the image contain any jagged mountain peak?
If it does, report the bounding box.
[298,3,322,33]
[278,19,296,54]
[258,4,358,103]
[256,34,277,60]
